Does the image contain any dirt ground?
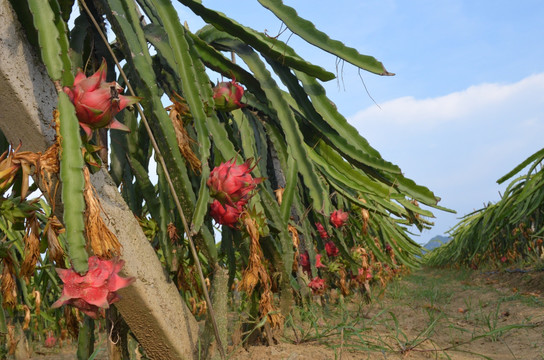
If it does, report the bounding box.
[24,266,544,360]
[229,267,544,360]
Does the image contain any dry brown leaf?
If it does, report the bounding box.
[197,300,207,316]
[22,305,31,331]
[7,324,16,355]
[14,152,39,200]
[20,215,40,280]
[239,214,283,329]
[166,93,201,174]
[33,290,41,317]
[0,143,40,198]
[338,268,350,296]
[239,215,264,295]
[274,187,284,205]
[83,167,121,258]
[288,224,300,272]
[36,142,60,207]
[361,208,370,234]
[45,215,65,265]
[64,307,79,339]
[189,297,197,315]
[167,223,181,244]
[1,256,17,308]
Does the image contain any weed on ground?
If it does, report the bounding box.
[230,267,544,359]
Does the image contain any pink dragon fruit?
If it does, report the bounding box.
[209,199,244,228]
[325,241,339,257]
[207,158,262,206]
[330,209,349,228]
[212,79,245,112]
[308,277,326,295]
[63,59,140,138]
[51,256,134,319]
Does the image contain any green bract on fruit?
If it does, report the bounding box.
[212,79,245,112]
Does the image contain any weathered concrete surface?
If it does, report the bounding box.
[92,168,199,359]
[0,0,56,151]
[0,1,199,358]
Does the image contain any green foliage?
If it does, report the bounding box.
[58,93,88,274]
[27,0,63,81]
[77,316,95,360]
[0,137,66,345]
[178,0,336,81]
[26,0,87,274]
[257,0,394,76]
[425,148,544,267]
[7,0,453,354]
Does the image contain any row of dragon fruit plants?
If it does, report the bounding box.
[424,148,544,269]
[0,0,447,355]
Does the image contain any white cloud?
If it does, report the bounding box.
[350,72,544,128]
[347,73,544,236]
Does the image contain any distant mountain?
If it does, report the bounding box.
[423,235,452,251]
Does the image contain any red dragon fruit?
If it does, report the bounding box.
[209,199,244,228]
[315,222,329,240]
[63,59,140,138]
[207,158,262,206]
[357,267,372,281]
[315,254,326,268]
[299,252,311,275]
[330,209,349,228]
[308,277,326,295]
[325,241,339,257]
[212,79,245,112]
[44,334,57,348]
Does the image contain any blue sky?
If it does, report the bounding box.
[176,1,544,242]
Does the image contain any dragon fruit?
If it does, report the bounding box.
[212,79,245,112]
[51,256,134,319]
[63,59,140,138]
[330,209,349,228]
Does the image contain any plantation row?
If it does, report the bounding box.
[0,0,541,359]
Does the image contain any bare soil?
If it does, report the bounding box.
[229,267,544,360]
